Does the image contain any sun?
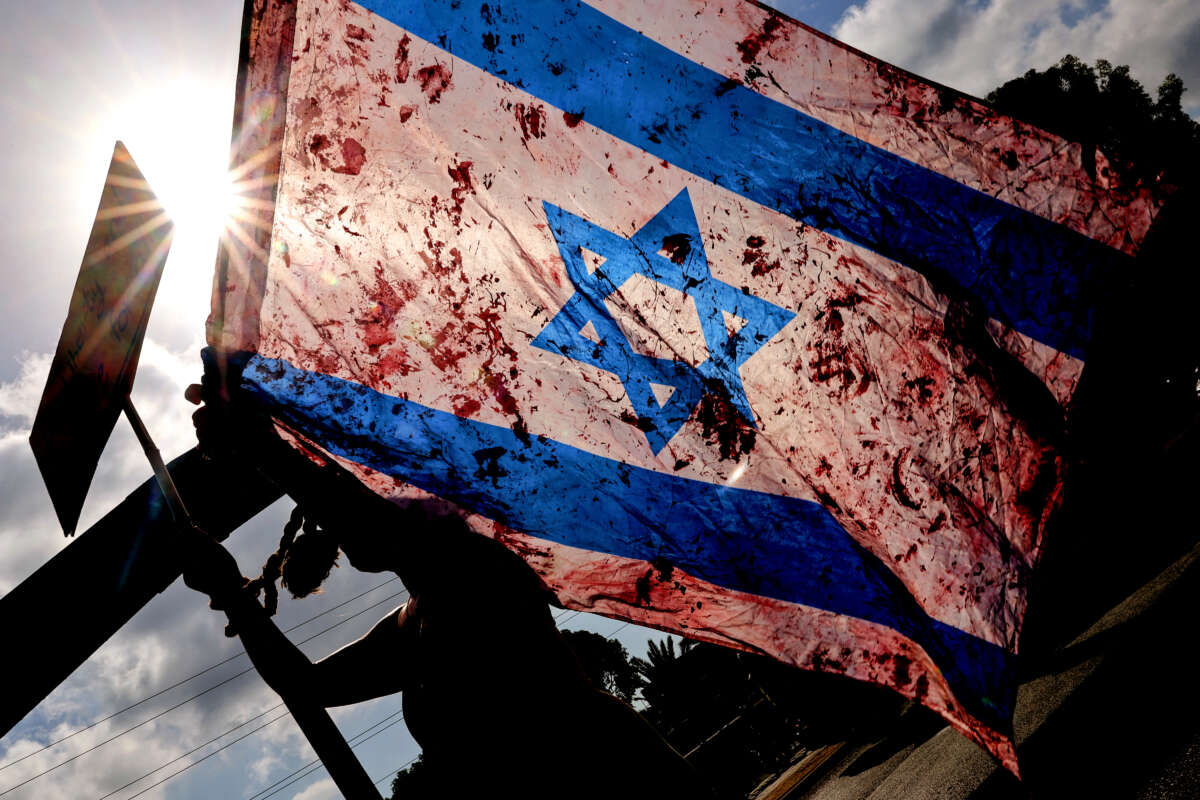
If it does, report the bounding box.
[98,77,255,331]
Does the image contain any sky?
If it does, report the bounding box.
[0,1,1197,799]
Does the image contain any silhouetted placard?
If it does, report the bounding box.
[30,141,173,536]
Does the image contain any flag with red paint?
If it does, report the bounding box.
[211,0,1164,772]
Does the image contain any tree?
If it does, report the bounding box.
[986,55,1200,186]
[559,629,644,703]
[388,752,433,800]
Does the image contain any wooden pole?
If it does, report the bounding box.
[0,447,280,738]
[121,398,383,800]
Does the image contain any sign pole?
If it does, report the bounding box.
[29,142,382,800]
[121,396,383,800]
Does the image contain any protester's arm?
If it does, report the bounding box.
[180,523,413,706]
[310,604,413,706]
[179,524,316,699]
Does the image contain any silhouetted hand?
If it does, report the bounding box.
[178,523,246,611]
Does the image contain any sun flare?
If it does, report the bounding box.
[96,78,254,326]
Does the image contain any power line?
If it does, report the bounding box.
[93,704,404,800]
[372,754,420,788]
[120,710,294,800]
[244,708,407,800]
[0,589,408,796]
[165,606,643,800]
[95,704,287,800]
[0,670,254,798]
[0,576,400,774]
[260,713,408,800]
[250,714,410,800]
[606,620,632,637]
[292,589,408,650]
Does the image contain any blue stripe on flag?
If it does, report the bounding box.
[357,0,1125,360]
[243,354,1016,725]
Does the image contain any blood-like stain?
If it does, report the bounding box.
[661,233,692,264]
[890,450,922,510]
[452,395,482,417]
[742,234,780,276]
[332,138,366,175]
[394,34,411,83]
[473,446,508,486]
[416,64,452,103]
[446,161,475,225]
[514,102,547,141]
[357,264,415,350]
[618,409,656,433]
[736,14,784,64]
[696,383,756,461]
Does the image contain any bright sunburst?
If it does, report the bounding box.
[96,77,250,326]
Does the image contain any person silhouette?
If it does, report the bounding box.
[180,370,717,799]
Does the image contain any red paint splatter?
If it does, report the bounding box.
[660,233,692,264]
[913,673,929,703]
[446,161,475,225]
[829,290,865,308]
[484,371,520,416]
[514,102,547,141]
[903,375,936,404]
[398,104,417,123]
[804,299,875,398]
[483,371,529,444]
[309,133,332,170]
[696,384,756,461]
[374,348,415,379]
[563,110,584,127]
[890,449,922,510]
[394,34,411,82]
[416,64,452,102]
[345,24,371,41]
[736,15,784,64]
[473,308,518,368]
[332,138,366,175]
[892,654,913,687]
[422,321,468,372]
[742,234,780,277]
[357,264,415,349]
[618,409,656,433]
[452,395,483,417]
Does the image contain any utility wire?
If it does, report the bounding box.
[0,671,254,798]
[246,607,643,800]
[95,704,288,800]
[0,577,400,773]
[250,715,409,800]
[372,754,420,788]
[0,588,408,796]
[120,710,294,800]
[93,704,404,800]
[243,709,407,800]
[14,589,644,799]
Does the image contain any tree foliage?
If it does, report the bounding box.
[560,629,644,703]
[388,752,433,800]
[986,55,1200,185]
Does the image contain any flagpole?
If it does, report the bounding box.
[121,396,384,800]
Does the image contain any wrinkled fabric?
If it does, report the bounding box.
[213,0,1164,774]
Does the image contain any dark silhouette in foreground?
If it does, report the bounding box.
[179,367,716,800]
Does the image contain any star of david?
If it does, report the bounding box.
[531,189,796,453]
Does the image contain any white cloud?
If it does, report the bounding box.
[834,0,1200,114]
[0,351,52,432]
[291,777,338,800]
